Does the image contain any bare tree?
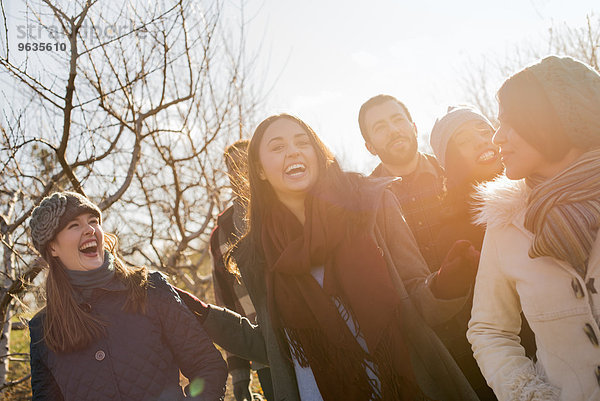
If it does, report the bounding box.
[0,0,261,394]
[460,13,600,123]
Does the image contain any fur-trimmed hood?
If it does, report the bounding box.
[473,175,530,229]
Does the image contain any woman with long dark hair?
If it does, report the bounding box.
[468,56,600,400]
[430,105,504,255]
[192,113,479,400]
[428,106,504,401]
[28,192,227,401]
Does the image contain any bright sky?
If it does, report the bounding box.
[242,0,599,173]
[3,1,598,174]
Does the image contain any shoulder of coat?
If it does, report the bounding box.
[28,308,47,341]
[29,308,46,326]
[472,175,529,229]
[147,271,174,295]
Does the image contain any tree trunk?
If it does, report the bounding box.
[0,315,10,387]
[0,236,14,389]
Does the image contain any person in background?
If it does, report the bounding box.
[358,95,447,271]
[468,55,600,401]
[430,105,504,255]
[429,105,504,400]
[184,113,480,401]
[210,139,274,401]
[28,192,227,401]
[358,96,482,378]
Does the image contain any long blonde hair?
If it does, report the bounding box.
[42,232,148,353]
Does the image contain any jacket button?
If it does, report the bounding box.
[596,366,600,387]
[81,303,92,313]
[572,278,584,298]
[584,324,599,347]
[95,350,106,361]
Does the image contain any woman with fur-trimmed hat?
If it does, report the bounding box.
[28,192,227,401]
[467,56,600,400]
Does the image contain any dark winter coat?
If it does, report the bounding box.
[434,194,496,400]
[202,178,479,401]
[29,272,227,401]
[435,188,536,401]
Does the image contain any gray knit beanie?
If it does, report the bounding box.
[430,106,494,167]
[522,55,600,148]
[30,192,102,255]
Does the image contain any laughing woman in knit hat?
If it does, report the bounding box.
[28,192,227,401]
[430,105,504,255]
[467,56,600,401]
[428,106,504,401]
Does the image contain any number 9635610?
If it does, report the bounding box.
[17,42,66,52]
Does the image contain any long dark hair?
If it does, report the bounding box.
[43,232,148,353]
[227,113,360,275]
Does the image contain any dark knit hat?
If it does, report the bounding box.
[30,192,102,255]
[499,55,600,157]
[527,56,600,148]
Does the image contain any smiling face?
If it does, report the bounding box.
[446,120,503,183]
[257,117,320,204]
[363,100,418,167]
[49,213,105,271]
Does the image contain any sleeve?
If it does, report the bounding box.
[29,317,64,401]
[210,230,252,374]
[467,229,559,401]
[376,190,468,326]
[150,273,227,401]
[202,304,269,366]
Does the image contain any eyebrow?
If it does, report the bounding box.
[267,133,308,145]
[371,113,404,129]
[453,131,470,141]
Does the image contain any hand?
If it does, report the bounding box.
[430,240,480,299]
[173,286,210,323]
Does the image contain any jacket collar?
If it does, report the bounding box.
[370,153,440,180]
[473,175,530,231]
[356,176,401,230]
[475,175,600,277]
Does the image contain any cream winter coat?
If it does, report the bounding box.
[467,176,600,401]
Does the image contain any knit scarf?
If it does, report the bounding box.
[66,251,117,300]
[524,148,600,277]
[261,175,425,401]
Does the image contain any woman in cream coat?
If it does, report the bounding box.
[467,55,600,401]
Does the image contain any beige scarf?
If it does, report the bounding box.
[525,148,600,277]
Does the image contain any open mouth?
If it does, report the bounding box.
[285,163,306,177]
[79,239,98,255]
[477,150,498,164]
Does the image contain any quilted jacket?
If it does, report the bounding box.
[29,272,227,401]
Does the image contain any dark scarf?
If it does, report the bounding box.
[66,251,119,300]
[525,148,600,277]
[261,175,424,400]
